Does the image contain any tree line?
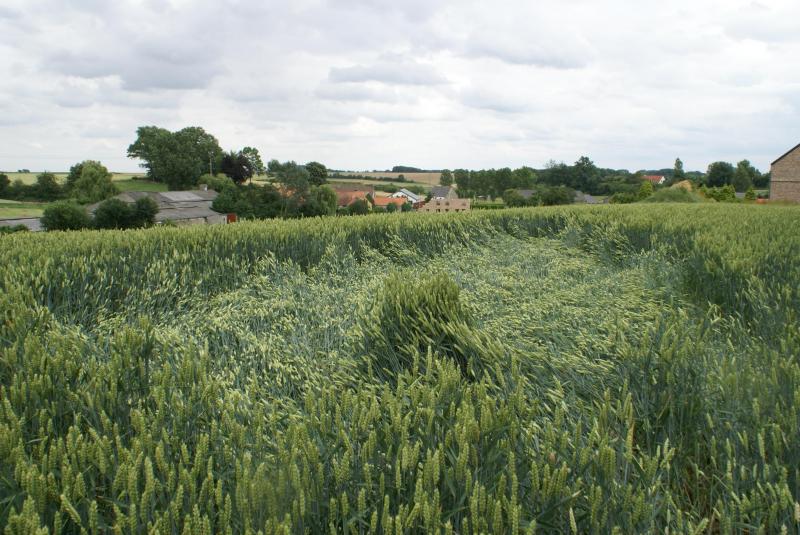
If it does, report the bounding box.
[436,156,770,201]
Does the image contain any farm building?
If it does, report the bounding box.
[418,199,471,213]
[332,185,375,207]
[372,197,407,209]
[770,143,800,202]
[429,186,458,200]
[87,189,227,226]
[390,188,421,204]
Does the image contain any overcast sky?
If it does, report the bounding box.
[1,0,798,173]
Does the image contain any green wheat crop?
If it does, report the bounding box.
[1,204,799,533]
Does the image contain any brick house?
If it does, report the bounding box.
[770,143,800,202]
[418,199,471,213]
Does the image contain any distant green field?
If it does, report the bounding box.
[328,177,432,190]
[2,172,146,185]
[114,179,167,192]
[0,200,48,218]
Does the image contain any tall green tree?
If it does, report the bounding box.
[220,150,254,185]
[34,172,62,201]
[705,161,735,188]
[674,158,685,181]
[440,169,453,187]
[127,126,223,190]
[241,147,266,177]
[732,160,757,192]
[71,160,118,204]
[0,173,9,198]
[304,162,328,186]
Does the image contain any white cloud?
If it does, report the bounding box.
[0,0,798,172]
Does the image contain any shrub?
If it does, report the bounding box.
[93,198,134,229]
[348,198,370,215]
[41,201,91,231]
[0,224,28,234]
[199,173,235,192]
[642,188,703,203]
[131,197,159,227]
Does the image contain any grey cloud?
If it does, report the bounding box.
[330,59,447,86]
[315,83,401,103]
[464,33,592,69]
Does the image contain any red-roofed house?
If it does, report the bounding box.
[335,190,371,207]
[372,197,407,209]
[643,175,666,185]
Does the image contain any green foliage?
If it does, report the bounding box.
[440,169,453,186]
[400,201,412,212]
[93,198,133,229]
[348,198,370,215]
[673,157,685,181]
[304,161,328,185]
[132,197,159,227]
[701,184,737,202]
[745,186,756,201]
[71,160,119,204]
[386,202,398,213]
[0,173,8,197]
[198,173,235,192]
[705,161,735,187]
[127,126,223,190]
[33,172,62,201]
[642,188,703,203]
[241,146,266,176]
[733,159,759,192]
[0,224,28,234]
[40,200,90,230]
[638,180,654,199]
[220,150,254,184]
[2,205,800,533]
[300,185,337,217]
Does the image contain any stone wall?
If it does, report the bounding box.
[771,145,800,202]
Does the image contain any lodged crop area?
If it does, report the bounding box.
[1,205,799,534]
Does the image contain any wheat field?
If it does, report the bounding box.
[1,204,799,533]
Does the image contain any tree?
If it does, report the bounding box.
[638,180,654,200]
[71,161,118,204]
[733,160,757,192]
[220,150,254,185]
[705,161,735,187]
[454,169,470,195]
[304,162,328,186]
[34,172,62,201]
[401,202,412,212]
[241,147,266,177]
[754,171,770,189]
[386,202,398,213]
[440,169,453,187]
[277,163,311,196]
[127,126,223,190]
[93,198,134,229]
[571,156,599,192]
[41,201,91,231]
[348,199,370,215]
[267,159,286,175]
[131,197,159,227]
[503,189,528,207]
[673,158,685,181]
[300,185,337,217]
[745,186,756,201]
[0,173,8,198]
[199,173,235,192]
